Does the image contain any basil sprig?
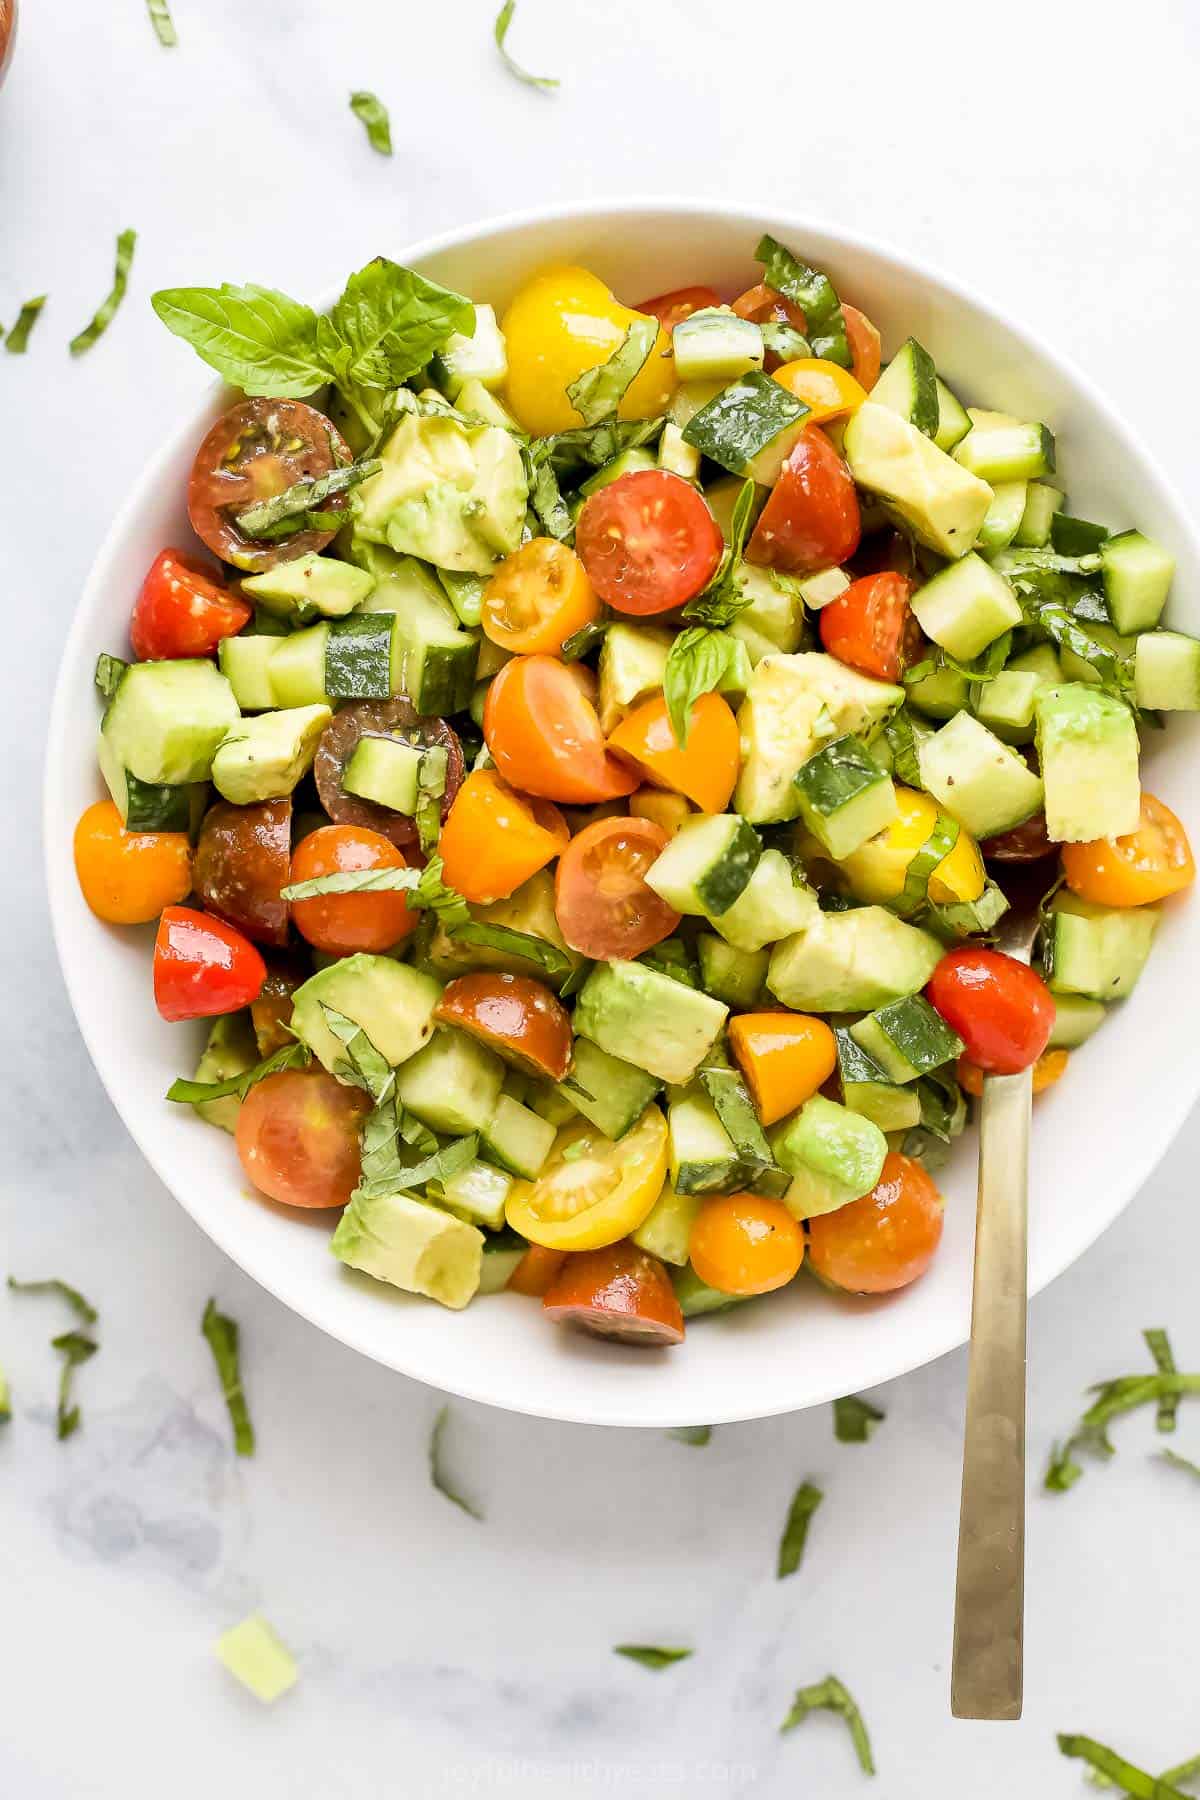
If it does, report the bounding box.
[234,456,380,539]
[4,295,46,354]
[493,0,560,90]
[662,626,744,748]
[780,1675,874,1775]
[430,1404,483,1519]
[755,234,851,368]
[349,91,392,155]
[166,1039,310,1107]
[201,1299,254,1456]
[777,1480,823,1579]
[70,229,137,356]
[682,478,759,628]
[1145,1326,1181,1431]
[566,318,657,426]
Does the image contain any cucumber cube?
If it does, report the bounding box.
[911,554,1022,661]
[794,737,898,860]
[1048,993,1107,1049]
[438,1158,513,1231]
[632,1183,705,1265]
[1046,894,1159,1000]
[696,934,768,1008]
[918,712,1044,838]
[953,412,1056,482]
[682,370,809,485]
[870,337,939,438]
[102,658,240,785]
[478,1094,556,1180]
[905,665,971,720]
[976,481,1028,554]
[672,308,764,383]
[658,421,702,482]
[668,1087,742,1195]
[393,1026,506,1134]
[932,378,972,453]
[1013,482,1065,548]
[1133,630,1200,711]
[219,634,282,711]
[342,737,423,813]
[270,622,331,708]
[841,1081,921,1131]
[1101,530,1175,635]
[555,1038,662,1141]
[645,813,762,917]
[325,612,395,700]
[849,995,963,1084]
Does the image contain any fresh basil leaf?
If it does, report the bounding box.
[777,1480,823,1579]
[358,1097,408,1193]
[1144,1327,1180,1432]
[663,625,745,748]
[1085,1752,1200,1795]
[146,0,176,45]
[152,281,331,396]
[234,456,380,538]
[4,295,46,354]
[449,922,573,981]
[1058,1736,1193,1800]
[566,318,657,427]
[668,1425,712,1446]
[320,1005,395,1105]
[357,1133,478,1201]
[561,619,608,661]
[614,1645,693,1671]
[779,1675,874,1775]
[521,441,574,541]
[1045,1439,1086,1492]
[539,417,664,481]
[94,652,128,701]
[1158,1447,1200,1480]
[7,1276,98,1327]
[320,258,474,392]
[755,234,851,368]
[166,1040,310,1107]
[429,1404,484,1519]
[833,1394,885,1443]
[911,1067,966,1142]
[493,0,560,90]
[682,478,758,627]
[1018,591,1134,700]
[51,1330,98,1441]
[760,320,811,363]
[349,90,392,155]
[282,854,471,925]
[69,229,136,357]
[201,1299,254,1456]
[883,709,924,788]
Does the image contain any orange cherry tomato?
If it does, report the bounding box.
[289,825,417,955]
[819,572,920,682]
[236,1068,370,1210]
[554,816,680,960]
[842,304,882,391]
[73,799,192,925]
[435,972,572,1081]
[607,691,740,813]
[438,768,569,905]
[508,1244,567,1297]
[481,538,601,656]
[807,1152,944,1294]
[958,1048,1070,1099]
[635,285,722,330]
[1060,793,1195,907]
[542,1241,685,1346]
[772,358,868,424]
[728,1012,838,1128]
[484,655,639,805]
[689,1194,805,1296]
[731,284,807,331]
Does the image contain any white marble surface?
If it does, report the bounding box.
[4,1,1200,1791]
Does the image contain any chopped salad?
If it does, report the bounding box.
[73,237,1195,1347]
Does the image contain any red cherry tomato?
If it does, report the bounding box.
[634,285,722,330]
[483,654,639,804]
[842,304,882,391]
[819,572,919,681]
[236,1068,370,1209]
[746,426,861,575]
[153,905,266,1021]
[187,398,352,574]
[575,470,723,616]
[731,284,807,331]
[130,549,251,661]
[807,1152,944,1294]
[542,1241,685,1346]
[926,947,1055,1075]
[981,812,1054,864]
[554,816,680,960]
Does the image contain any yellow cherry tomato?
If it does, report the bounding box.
[482,538,601,655]
[772,358,868,424]
[689,1194,805,1296]
[958,1048,1070,1099]
[504,1104,668,1251]
[501,266,676,437]
[836,786,985,906]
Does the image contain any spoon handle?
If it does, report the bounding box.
[950,1064,1032,1720]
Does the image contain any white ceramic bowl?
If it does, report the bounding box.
[45,200,1200,1428]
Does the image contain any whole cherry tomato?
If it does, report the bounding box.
[926,946,1055,1075]
[689,1194,805,1296]
[288,824,417,955]
[807,1152,944,1294]
[73,800,192,925]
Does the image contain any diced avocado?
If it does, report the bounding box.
[668,1086,742,1194]
[795,737,898,860]
[632,1182,704,1265]
[672,307,764,382]
[598,623,671,734]
[219,634,280,712]
[646,813,762,917]
[870,337,939,438]
[911,554,1022,661]
[734,652,904,823]
[770,1095,887,1220]
[696,934,768,1008]
[437,1158,513,1231]
[102,658,240,785]
[1133,631,1200,711]
[573,961,728,1086]
[189,1013,258,1134]
[1014,482,1065,548]
[671,1263,747,1318]
[658,421,702,482]
[953,410,1056,483]
[683,370,809,484]
[841,1080,921,1131]
[849,995,963,1085]
[706,849,818,953]
[269,623,330,708]
[1048,992,1107,1049]
[843,402,994,559]
[917,712,1043,838]
[728,564,807,661]
[1045,893,1159,1000]
[477,1228,527,1294]
[556,1037,662,1141]
[478,1094,556,1180]
[331,1189,483,1309]
[394,1026,506,1135]
[456,379,519,431]
[1100,530,1174,634]
[210,704,330,805]
[353,546,477,716]
[767,908,943,1013]
[291,956,441,1074]
[425,868,583,989]
[1034,684,1140,842]
[430,302,508,397]
[241,554,374,621]
[342,737,423,813]
[906,665,970,721]
[215,1615,298,1704]
[976,481,1028,555]
[354,409,527,575]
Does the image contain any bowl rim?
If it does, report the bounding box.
[44,195,1200,1425]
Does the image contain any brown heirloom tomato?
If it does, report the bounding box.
[435,972,572,1081]
[313,696,464,850]
[542,1242,685,1346]
[192,797,292,948]
[187,398,352,574]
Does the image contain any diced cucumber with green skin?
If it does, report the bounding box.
[849,995,963,1085]
[658,421,702,482]
[645,813,762,917]
[682,370,809,484]
[668,1086,742,1194]
[1101,530,1175,635]
[96,730,204,830]
[672,308,764,382]
[393,1026,506,1134]
[1013,482,1065,548]
[429,303,508,397]
[1048,993,1107,1049]
[770,1094,887,1220]
[767,907,943,1013]
[597,622,671,733]
[102,658,240,785]
[953,410,1055,482]
[356,551,477,715]
[669,378,728,430]
[478,1094,556,1180]
[794,737,898,860]
[705,849,818,953]
[241,554,374,620]
[905,665,970,720]
[219,634,280,711]
[573,961,728,1086]
[343,737,423,812]
[632,1183,704,1265]
[437,1159,514,1231]
[930,879,1010,939]
[976,481,1028,555]
[734,652,904,823]
[437,568,485,629]
[696,934,768,1008]
[555,1037,662,1140]
[291,956,442,1074]
[843,403,994,560]
[526,1082,578,1129]
[331,1190,483,1310]
[1134,631,1200,710]
[270,623,330,708]
[1035,684,1140,842]
[911,554,1022,661]
[477,1229,527,1294]
[699,1060,789,1198]
[211,703,331,805]
[1045,894,1159,1000]
[932,378,972,453]
[870,337,939,438]
[579,448,659,497]
[189,1013,258,1133]
[671,1263,747,1318]
[973,644,1062,743]
[324,614,396,700]
[918,712,1044,838]
[1050,514,1108,556]
[841,1081,921,1131]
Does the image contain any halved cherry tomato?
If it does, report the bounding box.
[438,768,568,904]
[188,398,353,573]
[819,572,919,682]
[927,946,1054,1075]
[314,698,464,852]
[837,786,985,907]
[842,304,882,391]
[689,1194,805,1296]
[250,958,305,1056]
[542,1241,684,1346]
[731,284,807,331]
[1061,793,1195,907]
[554,816,680,960]
[507,1244,567,1297]
[481,538,600,655]
[575,470,723,616]
[236,1068,369,1209]
[635,285,722,330]
[130,549,251,661]
[607,690,740,814]
[193,797,292,948]
[807,1151,944,1294]
[73,800,192,926]
[628,788,692,838]
[958,1048,1069,1099]
[772,359,868,425]
[289,825,417,955]
[153,905,266,1021]
[728,1013,838,1127]
[981,811,1054,864]
[746,426,861,575]
[484,655,639,804]
[504,1105,668,1251]
[435,972,572,1081]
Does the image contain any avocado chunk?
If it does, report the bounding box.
[215,1615,299,1704]
[843,402,994,559]
[597,623,671,734]
[331,1189,483,1309]
[1034,683,1140,842]
[211,704,331,805]
[734,652,904,823]
[770,1094,888,1219]
[705,848,818,953]
[353,409,527,575]
[189,1013,258,1134]
[767,908,943,1012]
[291,956,442,1074]
[917,712,1044,839]
[241,554,375,621]
[573,960,728,1086]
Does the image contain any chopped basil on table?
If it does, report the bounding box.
[780,1674,875,1775]
[614,1645,693,1671]
[777,1480,823,1579]
[145,0,177,46]
[201,1299,255,1456]
[349,90,392,155]
[834,1395,886,1442]
[493,0,559,90]
[69,229,137,356]
[4,295,47,353]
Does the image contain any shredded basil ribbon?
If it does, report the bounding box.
[777,1481,823,1579]
[201,1300,254,1456]
[895,812,959,916]
[614,1645,693,1671]
[493,0,560,90]
[755,234,851,368]
[566,318,657,426]
[146,0,177,46]
[166,1040,310,1107]
[349,90,392,155]
[780,1675,874,1775]
[69,229,137,356]
[834,1393,885,1442]
[4,295,47,353]
[234,457,380,539]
